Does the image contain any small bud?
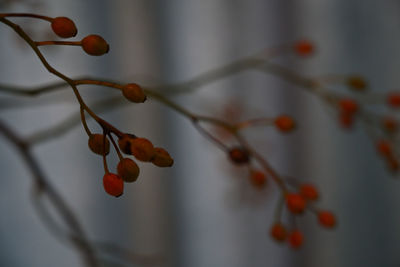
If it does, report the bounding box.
[294,40,314,56]
[152,147,174,167]
[228,147,250,165]
[103,173,124,197]
[130,137,155,162]
[118,134,136,154]
[88,134,110,155]
[274,115,295,132]
[346,75,367,91]
[382,116,398,133]
[338,98,358,114]
[117,158,140,183]
[387,92,400,108]
[249,170,267,188]
[122,83,146,103]
[288,230,303,249]
[318,211,336,228]
[300,184,319,201]
[81,34,109,56]
[51,17,77,38]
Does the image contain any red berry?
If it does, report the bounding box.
[294,40,314,56]
[249,170,267,188]
[288,230,303,249]
[274,115,295,132]
[122,83,147,103]
[376,140,392,158]
[339,98,358,114]
[270,223,287,242]
[151,147,174,167]
[103,173,124,197]
[228,147,250,165]
[286,193,306,214]
[130,137,155,162]
[318,211,336,228]
[387,92,400,108]
[300,184,319,201]
[88,134,110,155]
[81,34,109,56]
[51,17,77,38]
[346,75,367,91]
[338,111,354,129]
[117,158,140,183]
[382,116,398,133]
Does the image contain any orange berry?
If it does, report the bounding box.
[103,173,124,197]
[286,193,306,214]
[387,92,400,108]
[274,115,295,132]
[376,139,392,158]
[318,211,336,228]
[81,34,109,56]
[130,137,155,162]
[346,75,367,91]
[382,116,398,133]
[88,134,110,155]
[300,184,319,201]
[228,147,250,165]
[338,111,354,129]
[118,134,136,154]
[270,223,287,242]
[122,83,147,103]
[338,98,358,114]
[151,147,174,167]
[288,230,303,249]
[294,40,314,56]
[51,17,77,38]
[249,170,267,188]
[117,158,140,183]
[386,156,400,172]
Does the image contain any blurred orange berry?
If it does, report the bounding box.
[288,230,303,249]
[228,147,250,165]
[286,193,306,214]
[122,83,146,103]
[338,112,354,129]
[81,34,109,56]
[130,137,155,162]
[294,40,314,56]
[103,173,124,197]
[274,115,295,132]
[51,17,77,38]
[300,184,319,201]
[387,92,400,108]
[270,223,287,242]
[346,75,367,91]
[151,147,174,167]
[339,98,358,114]
[382,116,398,133]
[318,211,336,228]
[249,170,267,188]
[376,139,392,158]
[117,158,140,183]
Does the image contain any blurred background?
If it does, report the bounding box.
[1,0,400,266]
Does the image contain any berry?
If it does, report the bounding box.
[117,158,140,183]
[88,134,110,155]
[346,75,367,91]
[130,137,155,162]
[318,211,336,228]
[118,134,136,154]
[51,17,77,38]
[122,83,146,103]
[286,193,306,214]
[387,92,400,108]
[274,115,295,132]
[81,34,109,56]
[376,139,392,158]
[103,173,124,197]
[249,170,267,188]
[300,184,319,201]
[294,40,314,56]
[288,230,303,249]
[151,147,174,167]
[386,156,399,172]
[338,111,354,129]
[228,147,250,164]
[270,223,287,242]
[339,98,358,114]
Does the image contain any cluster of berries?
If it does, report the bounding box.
[271,185,336,249]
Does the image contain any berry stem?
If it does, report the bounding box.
[80,106,92,137]
[108,133,124,161]
[0,13,53,21]
[35,41,81,46]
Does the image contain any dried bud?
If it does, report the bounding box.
[151,147,174,167]
[118,134,136,154]
[117,158,140,182]
[88,134,110,155]
[228,147,250,164]
[81,34,109,56]
[122,83,147,103]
